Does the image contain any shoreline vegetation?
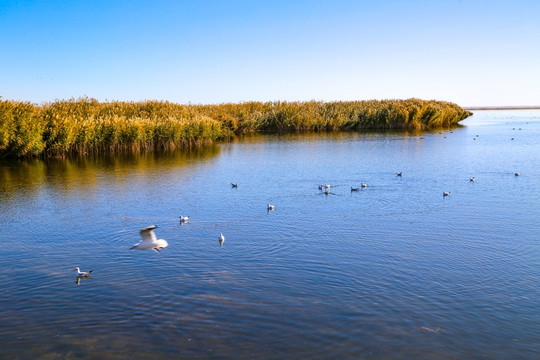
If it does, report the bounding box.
[1,98,471,158]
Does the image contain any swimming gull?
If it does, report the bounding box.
[219,233,225,247]
[179,215,189,223]
[74,267,93,277]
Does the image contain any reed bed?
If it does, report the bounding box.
[0,98,471,158]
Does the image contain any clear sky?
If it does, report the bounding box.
[1,0,539,106]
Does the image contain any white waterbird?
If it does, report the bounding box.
[267,204,276,211]
[361,182,368,188]
[179,215,189,223]
[219,233,225,247]
[130,225,168,253]
[74,267,93,277]
[443,191,450,197]
[469,177,475,182]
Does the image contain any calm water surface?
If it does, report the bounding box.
[0,110,539,359]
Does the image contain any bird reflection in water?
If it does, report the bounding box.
[75,275,92,285]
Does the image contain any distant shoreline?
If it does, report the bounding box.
[464,106,540,110]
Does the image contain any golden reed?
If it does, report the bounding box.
[0,98,471,158]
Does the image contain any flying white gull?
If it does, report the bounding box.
[130,225,168,253]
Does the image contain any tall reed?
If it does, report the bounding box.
[0,98,471,158]
[0,100,46,157]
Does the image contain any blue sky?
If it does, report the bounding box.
[1,0,539,106]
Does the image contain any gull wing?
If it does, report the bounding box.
[140,225,158,242]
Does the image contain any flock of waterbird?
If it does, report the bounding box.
[74,168,522,283]
[73,183,264,282]
[317,170,477,198]
[74,122,529,279]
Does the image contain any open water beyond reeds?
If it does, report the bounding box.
[0,110,538,359]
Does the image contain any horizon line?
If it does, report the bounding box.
[464,105,540,110]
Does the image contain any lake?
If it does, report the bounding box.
[0,110,538,359]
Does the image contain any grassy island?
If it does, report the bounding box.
[0,98,471,158]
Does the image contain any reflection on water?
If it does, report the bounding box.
[75,276,92,285]
[0,111,539,359]
[0,144,221,200]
